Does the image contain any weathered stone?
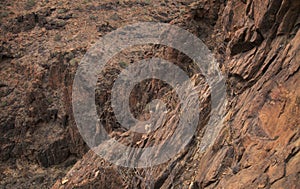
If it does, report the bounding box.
[0,0,299,188]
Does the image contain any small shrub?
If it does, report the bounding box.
[70,58,79,66]
[64,52,75,61]
[1,101,7,107]
[83,0,92,4]
[54,34,62,41]
[50,51,60,58]
[144,0,151,4]
[296,96,300,106]
[0,12,9,18]
[41,0,49,7]
[46,97,53,104]
[119,62,128,68]
[57,8,68,14]
[89,15,97,21]
[25,0,36,10]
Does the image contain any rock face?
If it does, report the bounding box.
[0,0,299,188]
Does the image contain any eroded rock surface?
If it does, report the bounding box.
[0,0,299,188]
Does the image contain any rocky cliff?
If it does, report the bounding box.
[0,0,299,188]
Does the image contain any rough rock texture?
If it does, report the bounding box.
[52,0,300,188]
[0,0,299,188]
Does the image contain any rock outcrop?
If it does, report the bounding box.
[0,0,299,188]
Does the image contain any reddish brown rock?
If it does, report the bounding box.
[0,0,299,188]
